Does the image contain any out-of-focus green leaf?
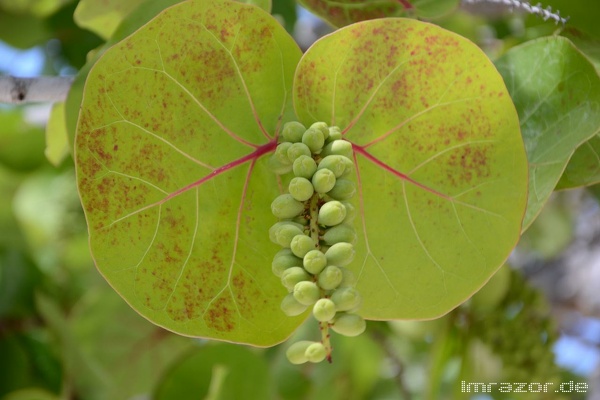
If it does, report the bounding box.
[73,0,146,40]
[544,0,600,39]
[154,344,269,400]
[271,0,296,33]
[67,286,193,399]
[562,28,600,73]
[295,19,528,319]
[45,102,69,166]
[0,109,46,172]
[0,0,73,17]
[13,170,84,272]
[75,0,303,345]
[495,37,600,230]
[2,389,59,400]
[518,193,574,259]
[0,248,41,318]
[0,168,26,249]
[0,13,49,48]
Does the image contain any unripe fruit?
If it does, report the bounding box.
[318,265,343,290]
[317,155,351,178]
[286,340,313,364]
[322,224,357,245]
[302,127,325,153]
[325,242,355,266]
[271,194,305,219]
[312,169,336,193]
[288,177,314,202]
[322,139,353,158]
[272,248,302,277]
[310,122,329,141]
[327,179,356,200]
[341,202,356,224]
[293,281,320,305]
[269,221,304,247]
[303,249,327,274]
[287,142,312,162]
[312,298,337,322]
[282,121,306,143]
[281,267,311,291]
[331,287,362,311]
[293,155,318,179]
[281,293,308,316]
[318,201,346,226]
[305,342,327,363]
[290,234,315,258]
[327,126,342,141]
[274,142,293,165]
[267,154,292,174]
[331,313,366,337]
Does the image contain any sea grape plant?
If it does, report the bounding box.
[76,0,591,359]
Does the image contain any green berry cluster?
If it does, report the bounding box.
[268,121,366,364]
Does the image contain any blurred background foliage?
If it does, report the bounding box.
[0,0,599,399]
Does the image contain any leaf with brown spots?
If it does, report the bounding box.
[75,0,303,346]
[294,19,528,319]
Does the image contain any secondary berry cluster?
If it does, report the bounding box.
[268,121,366,364]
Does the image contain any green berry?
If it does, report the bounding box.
[323,224,357,245]
[272,248,302,277]
[312,298,336,322]
[318,265,343,290]
[318,201,347,226]
[271,194,305,219]
[325,242,355,266]
[322,139,353,158]
[267,154,292,175]
[331,313,366,337]
[287,142,312,162]
[327,126,342,141]
[327,179,356,200]
[293,155,318,179]
[281,267,311,291]
[331,287,362,311]
[303,249,327,274]
[341,202,356,224]
[282,121,306,143]
[317,155,351,178]
[302,127,325,153]
[288,177,314,202]
[310,122,329,141]
[305,342,327,363]
[274,142,293,164]
[270,222,304,247]
[281,293,308,316]
[286,340,313,364]
[312,169,336,193]
[293,281,320,305]
[290,234,315,258]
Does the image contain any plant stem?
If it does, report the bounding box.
[309,193,332,362]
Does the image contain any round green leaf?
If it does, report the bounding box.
[294,19,528,319]
[556,134,600,189]
[75,0,302,345]
[495,37,600,227]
